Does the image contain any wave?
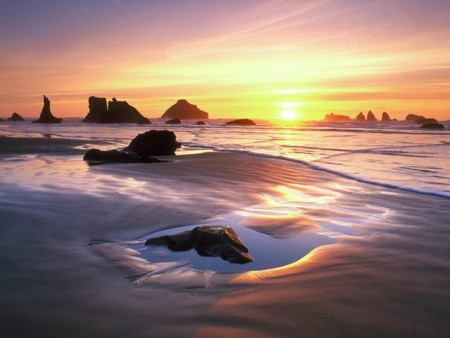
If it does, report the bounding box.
[183,141,450,200]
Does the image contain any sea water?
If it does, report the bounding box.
[1,118,449,197]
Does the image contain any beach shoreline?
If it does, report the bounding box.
[1,149,449,336]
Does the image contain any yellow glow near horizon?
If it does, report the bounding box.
[280,109,298,120]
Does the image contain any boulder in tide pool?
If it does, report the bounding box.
[126,130,181,156]
[145,225,254,264]
[225,118,256,126]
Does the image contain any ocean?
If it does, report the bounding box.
[2,118,450,196]
[1,118,450,337]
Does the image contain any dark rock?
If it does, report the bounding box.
[165,118,181,124]
[355,112,365,121]
[414,117,438,125]
[82,97,108,123]
[405,114,425,122]
[32,96,62,124]
[366,110,377,121]
[126,130,181,156]
[83,148,162,165]
[381,112,391,121]
[7,112,25,122]
[145,225,254,264]
[195,121,206,125]
[0,119,4,122]
[324,113,351,122]
[82,97,150,124]
[83,149,138,164]
[161,99,209,119]
[421,123,444,129]
[225,118,257,126]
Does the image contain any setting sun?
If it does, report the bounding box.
[280,109,298,120]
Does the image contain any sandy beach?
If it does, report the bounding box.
[1,150,449,337]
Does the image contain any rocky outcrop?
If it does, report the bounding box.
[355,112,365,121]
[83,149,162,165]
[126,130,181,156]
[82,97,108,123]
[381,112,391,121]
[415,117,438,125]
[366,111,377,121]
[83,130,179,165]
[82,97,150,124]
[421,123,444,129]
[32,96,62,124]
[405,114,425,121]
[165,118,181,124]
[145,225,254,264]
[161,99,209,120]
[7,112,25,122]
[324,113,351,122]
[195,121,206,125]
[225,118,256,126]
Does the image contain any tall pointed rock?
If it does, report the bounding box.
[32,95,62,124]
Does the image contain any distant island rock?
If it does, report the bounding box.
[405,114,425,122]
[420,123,444,129]
[414,117,438,125]
[82,97,150,124]
[161,99,209,120]
[145,225,254,264]
[381,112,391,121]
[7,112,25,122]
[225,119,256,126]
[366,110,377,121]
[195,121,206,125]
[32,96,62,124]
[165,118,181,124]
[324,113,351,122]
[355,112,366,121]
[83,130,180,165]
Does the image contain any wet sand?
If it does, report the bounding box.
[1,151,449,337]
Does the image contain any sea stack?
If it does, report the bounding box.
[355,112,366,121]
[82,96,150,124]
[366,111,377,121]
[32,96,62,124]
[381,112,391,121]
[161,99,209,120]
[7,112,25,122]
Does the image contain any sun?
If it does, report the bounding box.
[280,109,298,120]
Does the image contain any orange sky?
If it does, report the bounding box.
[1,0,450,121]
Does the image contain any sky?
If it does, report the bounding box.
[1,0,450,121]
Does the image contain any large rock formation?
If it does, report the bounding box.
[381,112,391,121]
[225,118,256,126]
[82,97,150,124]
[324,113,351,122]
[355,112,365,121]
[366,110,377,121]
[145,225,254,264]
[32,96,62,124]
[126,130,181,156]
[7,112,25,122]
[161,99,209,120]
[82,97,108,123]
